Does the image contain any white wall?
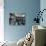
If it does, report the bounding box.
[40,0,46,26]
[0,0,4,42]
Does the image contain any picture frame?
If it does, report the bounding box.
[9,13,26,25]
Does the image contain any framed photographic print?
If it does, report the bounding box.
[9,13,26,25]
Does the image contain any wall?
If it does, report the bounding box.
[40,0,46,26]
[40,0,46,45]
[4,0,40,42]
[0,0,4,42]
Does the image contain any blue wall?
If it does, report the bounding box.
[4,0,40,42]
